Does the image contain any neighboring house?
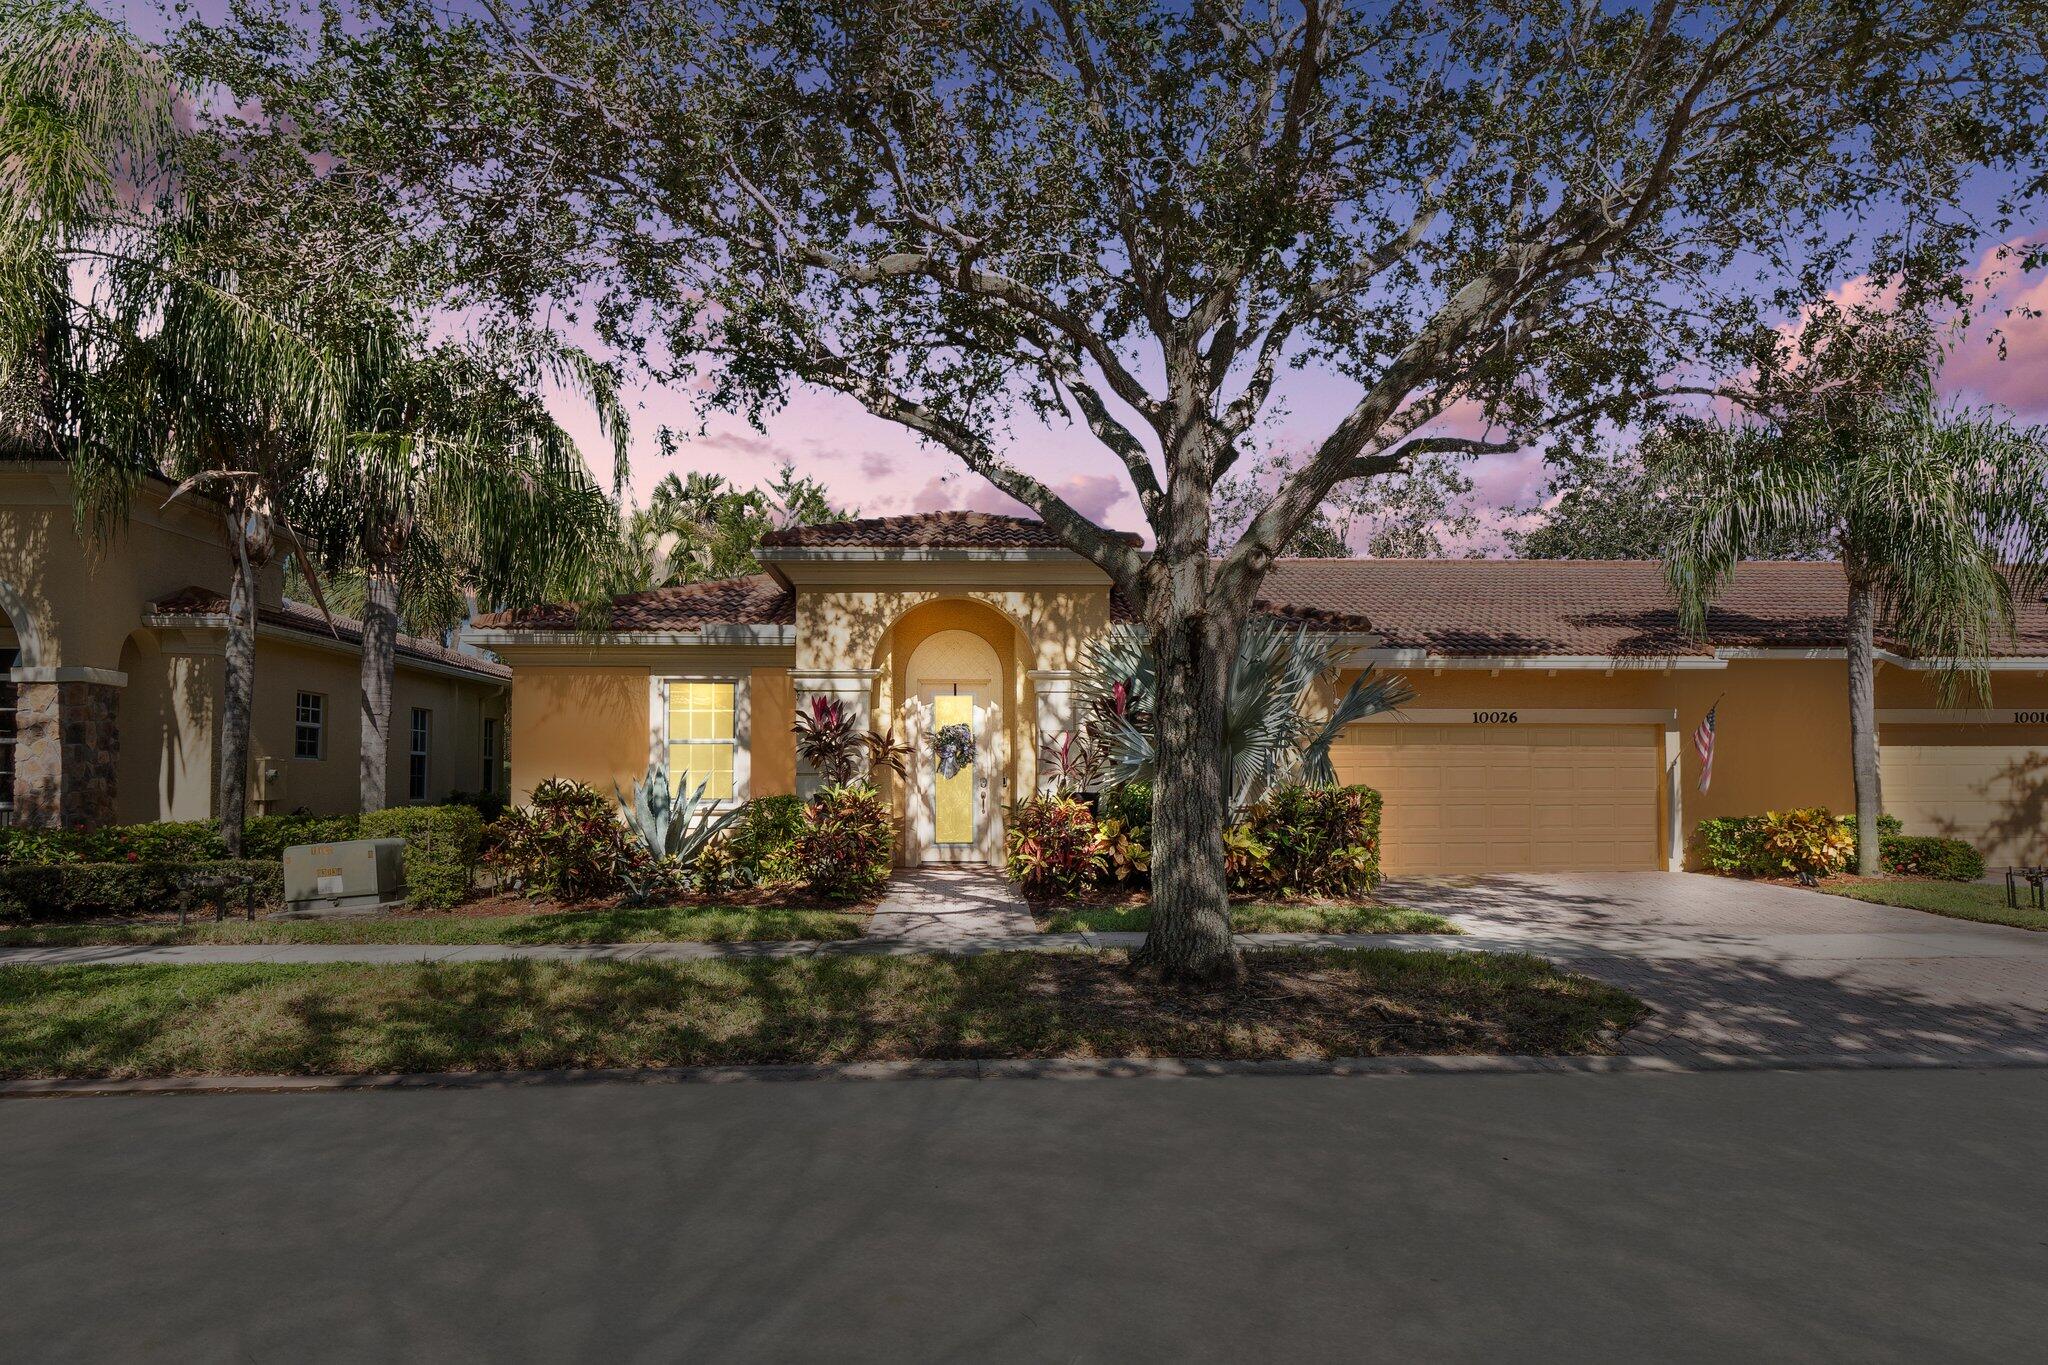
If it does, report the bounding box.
[468,511,2048,875]
[0,461,509,827]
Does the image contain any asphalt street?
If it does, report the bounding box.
[4,1068,2045,1362]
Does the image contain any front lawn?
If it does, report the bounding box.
[1042,901,1455,935]
[1822,879,2048,931]
[0,949,1645,1078]
[0,904,866,947]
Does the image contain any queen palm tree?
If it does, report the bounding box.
[316,333,623,809]
[3,3,347,853]
[1668,383,2048,875]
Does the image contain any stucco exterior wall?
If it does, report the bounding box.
[0,464,287,672]
[797,584,1111,676]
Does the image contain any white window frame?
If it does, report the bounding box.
[481,716,500,795]
[654,675,750,808]
[293,691,326,761]
[408,707,432,802]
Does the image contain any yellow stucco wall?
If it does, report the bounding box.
[799,584,1110,675]
[505,666,652,804]
[750,666,797,796]
[113,631,507,822]
[0,464,288,671]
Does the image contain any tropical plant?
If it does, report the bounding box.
[1669,318,2048,875]
[786,784,893,900]
[1037,731,1099,795]
[1244,784,1383,898]
[862,725,911,784]
[613,462,853,593]
[1096,817,1151,885]
[321,331,625,811]
[1221,824,1273,894]
[723,794,809,885]
[487,779,641,902]
[1004,796,1106,901]
[1753,808,1857,882]
[1076,623,1414,814]
[616,761,744,883]
[792,695,865,785]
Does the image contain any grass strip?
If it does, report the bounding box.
[1824,879,2048,931]
[0,949,1644,1079]
[0,906,866,948]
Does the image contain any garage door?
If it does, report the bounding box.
[1331,724,1663,874]
[1880,742,2048,867]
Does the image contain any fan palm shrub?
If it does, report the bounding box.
[1074,621,1414,814]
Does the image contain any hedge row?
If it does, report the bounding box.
[0,805,484,914]
[1695,811,1983,881]
[0,861,285,923]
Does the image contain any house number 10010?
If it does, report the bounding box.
[1472,711,1520,724]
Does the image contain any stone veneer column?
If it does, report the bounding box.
[13,679,121,828]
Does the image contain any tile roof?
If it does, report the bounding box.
[758,511,1142,550]
[1255,559,2048,658]
[469,573,795,633]
[150,587,511,680]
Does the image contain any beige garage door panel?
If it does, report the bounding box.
[1333,724,1661,874]
[1880,744,2048,867]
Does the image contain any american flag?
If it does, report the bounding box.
[1693,701,1719,794]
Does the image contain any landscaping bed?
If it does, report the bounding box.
[0,901,868,947]
[1036,896,1455,935]
[0,950,1647,1079]
[1820,878,2048,931]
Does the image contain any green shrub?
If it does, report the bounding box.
[0,827,85,866]
[725,794,810,885]
[244,813,359,860]
[1881,834,1985,881]
[1005,795,1105,900]
[444,789,510,822]
[486,779,643,902]
[359,805,484,908]
[1243,783,1383,897]
[788,784,894,900]
[1096,781,1153,840]
[0,860,283,922]
[1697,811,1973,881]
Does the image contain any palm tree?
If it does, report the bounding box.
[3,3,346,854]
[1075,622,1415,814]
[313,331,624,810]
[1669,384,2048,874]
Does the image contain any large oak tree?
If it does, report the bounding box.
[181,0,2047,979]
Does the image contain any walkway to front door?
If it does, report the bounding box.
[865,867,1038,946]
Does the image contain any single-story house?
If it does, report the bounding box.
[0,460,510,826]
[468,511,2048,875]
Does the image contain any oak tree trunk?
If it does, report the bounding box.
[1132,609,1243,984]
[1845,574,1884,877]
[217,518,262,858]
[359,567,400,811]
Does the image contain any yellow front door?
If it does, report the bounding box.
[933,693,976,846]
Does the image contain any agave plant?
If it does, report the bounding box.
[1075,622,1415,813]
[616,762,743,872]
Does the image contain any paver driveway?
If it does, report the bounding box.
[1380,872,2048,1062]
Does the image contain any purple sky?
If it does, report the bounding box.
[114,1,2048,550]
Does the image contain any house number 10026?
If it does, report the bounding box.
[1472,710,1520,724]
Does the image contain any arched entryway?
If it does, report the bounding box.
[884,599,1021,866]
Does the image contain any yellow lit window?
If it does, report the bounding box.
[666,681,736,801]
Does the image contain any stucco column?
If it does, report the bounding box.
[1664,720,1684,872]
[1027,669,1080,792]
[12,672,124,828]
[789,668,880,797]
